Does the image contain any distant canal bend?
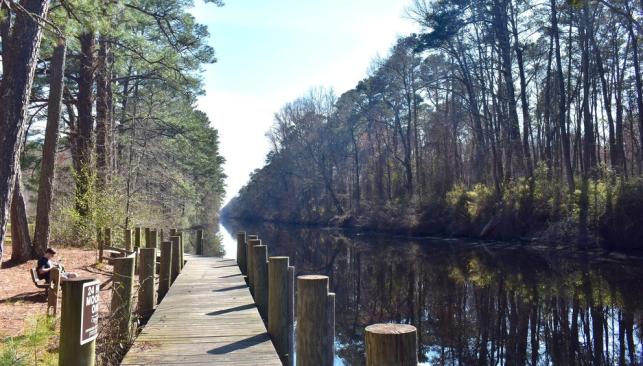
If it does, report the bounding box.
[219,219,643,366]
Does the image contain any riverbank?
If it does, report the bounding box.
[224,177,643,251]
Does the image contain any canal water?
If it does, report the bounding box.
[216,219,643,366]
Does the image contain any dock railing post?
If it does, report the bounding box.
[97,228,103,262]
[296,275,335,366]
[170,236,181,284]
[148,229,158,249]
[365,323,418,366]
[246,238,261,293]
[158,241,172,302]
[134,227,141,249]
[236,231,247,274]
[196,229,204,255]
[59,277,98,366]
[178,231,184,269]
[138,248,156,318]
[124,228,132,251]
[144,228,151,248]
[268,256,294,365]
[111,255,136,343]
[105,227,112,248]
[252,244,269,319]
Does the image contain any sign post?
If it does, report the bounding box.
[59,278,98,366]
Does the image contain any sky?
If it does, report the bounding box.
[190,0,419,205]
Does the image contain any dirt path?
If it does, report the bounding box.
[1,246,114,338]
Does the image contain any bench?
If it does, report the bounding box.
[30,268,61,315]
[30,268,49,290]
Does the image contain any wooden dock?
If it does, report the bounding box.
[121,256,281,365]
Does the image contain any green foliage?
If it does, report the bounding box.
[51,167,126,247]
[0,315,57,366]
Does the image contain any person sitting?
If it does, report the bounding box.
[37,248,78,282]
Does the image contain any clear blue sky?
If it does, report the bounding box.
[190,0,418,204]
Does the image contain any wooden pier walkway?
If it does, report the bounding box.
[121,256,281,365]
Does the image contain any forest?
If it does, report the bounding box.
[0,0,226,264]
[224,0,643,250]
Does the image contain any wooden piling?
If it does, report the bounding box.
[105,227,112,248]
[124,229,133,251]
[170,236,181,284]
[196,229,204,255]
[158,241,172,303]
[138,248,156,318]
[296,275,335,366]
[252,245,269,319]
[148,229,158,249]
[46,268,61,316]
[144,228,151,248]
[97,228,103,262]
[111,255,136,342]
[134,227,142,249]
[246,238,261,292]
[59,278,98,366]
[178,231,184,269]
[236,231,247,274]
[365,323,417,366]
[268,256,294,364]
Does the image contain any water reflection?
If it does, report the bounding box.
[220,219,643,366]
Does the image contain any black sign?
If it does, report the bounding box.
[80,281,100,345]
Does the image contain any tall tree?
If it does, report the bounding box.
[0,0,50,260]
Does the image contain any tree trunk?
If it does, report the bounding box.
[10,167,33,262]
[33,38,66,257]
[0,0,50,260]
[75,31,96,217]
[509,0,534,177]
[494,0,526,178]
[580,0,596,174]
[96,35,113,187]
[624,2,643,170]
[551,0,575,191]
[587,12,616,170]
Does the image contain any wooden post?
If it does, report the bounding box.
[97,228,103,262]
[59,278,97,366]
[158,241,172,303]
[134,227,141,249]
[196,229,204,255]
[144,228,151,248]
[138,248,156,318]
[252,245,269,319]
[268,257,294,364]
[296,275,335,366]
[111,255,135,342]
[148,229,158,249]
[47,267,61,316]
[365,324,417,366]
[177,231,184,269]
[236,231,247,274]
[124,229,133,251]
[169,228,177,237]
[170,236,181,284]
[246,238,261,292]
[104,227,112,248]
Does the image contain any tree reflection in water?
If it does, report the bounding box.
[222,220,643,366]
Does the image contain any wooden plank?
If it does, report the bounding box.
[121,257,280,365]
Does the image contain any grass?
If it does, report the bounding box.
[0,315,58,366]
